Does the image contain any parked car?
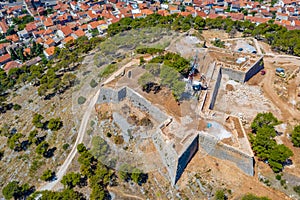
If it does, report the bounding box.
[261,70,266,75]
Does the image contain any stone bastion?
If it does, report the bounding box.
[96,86,254,185]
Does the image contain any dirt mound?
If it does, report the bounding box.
[226,84,235,91]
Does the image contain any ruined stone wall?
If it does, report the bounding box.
[175,134,199,184]
[126,87,168,122]
[199,132,254,176]
[97,87,120,103]
[209,68,222,110]
[244,56,264,82]
[97,87,168,122]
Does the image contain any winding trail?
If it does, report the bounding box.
[38,58,142,191]
[39,89,100,191]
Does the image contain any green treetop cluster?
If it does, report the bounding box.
[250,112,293,172]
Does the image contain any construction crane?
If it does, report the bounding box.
[188,51,199,84]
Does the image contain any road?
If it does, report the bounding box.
[38,58,142,191]
[23,0,34,17]
[262,58,300,121]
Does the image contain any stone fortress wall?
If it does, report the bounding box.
[97,86,198,185]
[209,56,264,110]
[96,86,254,185]
[199,132,254,176]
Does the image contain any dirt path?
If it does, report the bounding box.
[108,186,144,200]
[38,58,142,191]
[262,60,300,121]
[39,89,100,191]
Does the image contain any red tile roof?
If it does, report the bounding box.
[0,20,9,34]
[25,22,37,32]
[141,9,154,15]
[44,46,55,56]
[0,43,10,50]
[4,61,20,71]
[45,38,55,46]
[88,21,100,29]
[6,34,19,42]
[60,26,73,36]
[157,9,170,16]
[228,12,244,21]
[44,17,54,27]
[63,36,74,44]
[0,54,11,64]
[74,29,85,37]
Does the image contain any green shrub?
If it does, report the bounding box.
[77,96,86,105]
[62,143,69,151]
[293,185,300,196]
[41,169,55,181]
[13,104,21,111]
[99,64,118,78]
[89,79,98,88]
[275,174,282,180]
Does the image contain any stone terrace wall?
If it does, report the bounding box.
[199,132,254,176]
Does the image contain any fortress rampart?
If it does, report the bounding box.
[199,132,254,176]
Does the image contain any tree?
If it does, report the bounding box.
[41,169,55,181]
[61,172,81,189]
[138,72,155,86]
[172,80,185,101]
[242,194,270,200]
[118,164,132,181]
[32,189,85,200]
[36,141,49,156]
[194,16,206,30]
[139,57,145,65]
[131,168,142,184]
[250,126,276,160]
[32,113,44,128]
[294,185,300,196]
[13,104,22,111]
[291,125,300,147]
[7,133,24,151]
[215,190,226,200]
[2,181,21,200]
[250,112,293,172]
[28,130,38,145]
[90,136,109,161]
[0,150,4,160]
[77,143,87,153]
[269,144,293,172]
[2,181,34,200]
[78,96,86,105]
[47,118,63,131]
[251,112,279,133]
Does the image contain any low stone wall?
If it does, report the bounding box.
[199,132,254,176]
